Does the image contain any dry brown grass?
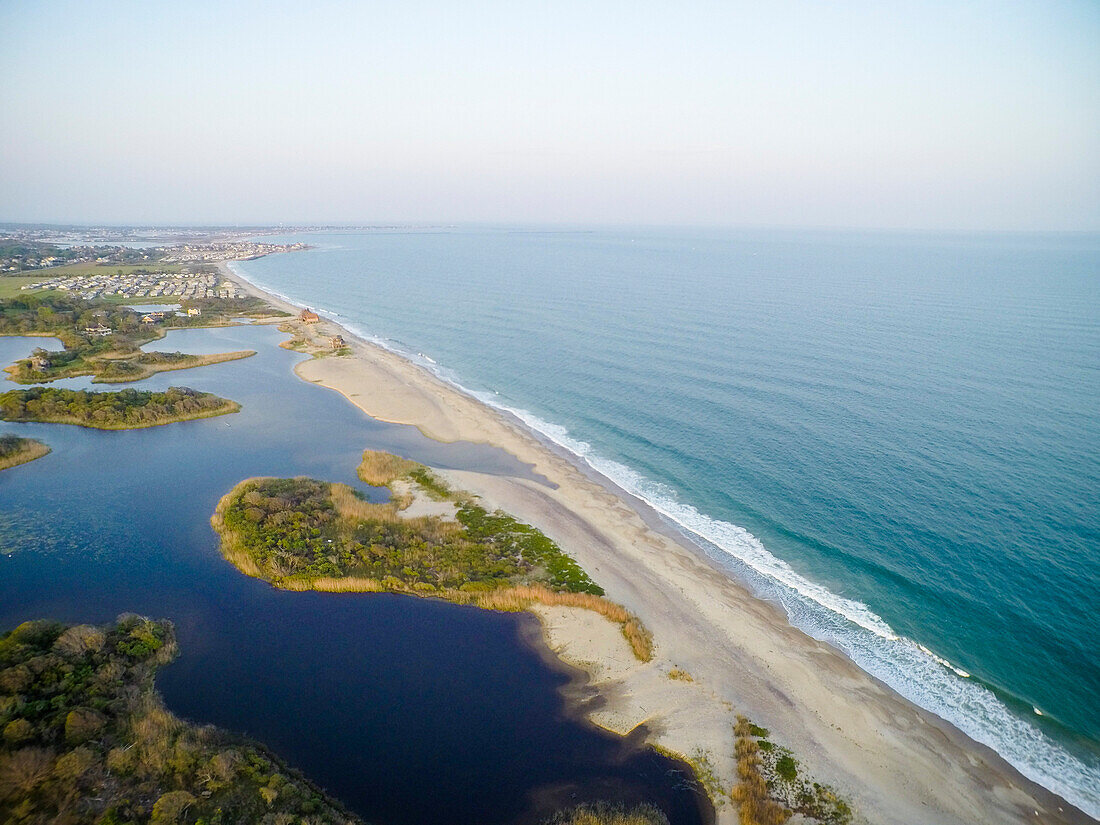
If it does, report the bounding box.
[731,716,791,825]
[276,576,385,593]
[463,584,654,662]
[259,577,654,661]
[329,483,396,521]
[0,439,50,471]
[547,803,668,825]
[357,449,418,487]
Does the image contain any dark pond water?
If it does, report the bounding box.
[0,325,711,825]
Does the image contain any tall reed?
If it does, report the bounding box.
[730,716,791,825]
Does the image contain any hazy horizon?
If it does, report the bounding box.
[2,1,1098,231]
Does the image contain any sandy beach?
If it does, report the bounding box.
[220,262,1094,825]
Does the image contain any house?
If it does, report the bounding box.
[141,314,158,325]
[84,324,113,337]
[330,335,345,349]
[29,354,50,371]
[187,307,201,317]
[299,309,320,324]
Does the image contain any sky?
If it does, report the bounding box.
[1,0,1098,230]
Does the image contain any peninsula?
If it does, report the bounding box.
[212,451,653,662]
[0,434,49,471]
[212,451,854,822]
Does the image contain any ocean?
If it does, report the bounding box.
[234,226,1100,817]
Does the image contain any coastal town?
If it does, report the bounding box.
[19,268,246,301]
[158,240,309,263]
[0,233,308,274]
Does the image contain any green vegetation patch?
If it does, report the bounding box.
[0,278,47,300]
[0,294,150,352]
[0,615,360,824]
[0,434,50,471]
[0,386,240,430]
[216,474,602,594]
[732,715,853,825]
[359,450,603,592]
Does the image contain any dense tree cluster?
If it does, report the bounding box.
[0,387,238,429]
[0,616,361,825]
[0,294,144,349]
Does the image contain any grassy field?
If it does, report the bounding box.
[0,276,47,298]
[9,262,190,279]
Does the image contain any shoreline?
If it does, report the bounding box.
[218,260,1095,825]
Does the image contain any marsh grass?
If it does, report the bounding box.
[545,802,669,825]
[90,350,255,384]
[357,450,420,487]
[731,716,791,825]
[730,716,853,825]
[0,435,50,471]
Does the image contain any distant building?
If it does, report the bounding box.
[84,324,112,337]
[29,354,50,371]
[330,335,345,349]
[187,307,201,316]
[299,309,320,324]
[141,314,158,324]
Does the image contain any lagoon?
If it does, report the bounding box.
[0,323,710,825]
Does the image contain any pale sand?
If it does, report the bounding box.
[220,262,1092,825]
[390,478,458,521]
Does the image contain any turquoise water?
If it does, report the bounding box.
[237,227,1100,816]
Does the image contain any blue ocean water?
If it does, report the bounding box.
[236,227,1100,816]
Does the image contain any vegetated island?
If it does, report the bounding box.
[0,615,361,825]
[85,350,256,385]
[0,387,239,430]
[212,449,654,662]
[0,433,50,471]
[0,293,273,384]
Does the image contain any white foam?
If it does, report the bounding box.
[228,260,1100,818]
